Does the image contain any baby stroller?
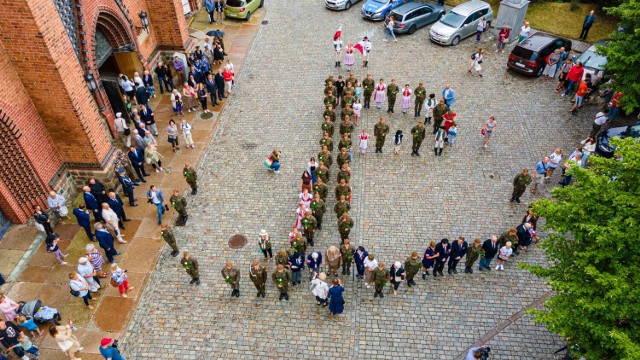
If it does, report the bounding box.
[18,299,61,325]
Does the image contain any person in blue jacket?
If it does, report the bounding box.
[106,191,129,229]
[353,246,369,279]
[307,252,323,281]
[94,222,120,263]
[83,186,103,223]
[433,238,450,277]
[289,251,305,286]
[73,204,94,241]
[205,0,215,24]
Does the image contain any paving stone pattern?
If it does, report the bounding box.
[122,1,594,358]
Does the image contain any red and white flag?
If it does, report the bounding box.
[354,41,365,54]
[333,26,342,41]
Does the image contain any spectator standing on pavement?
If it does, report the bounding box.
[569,75,591,115]
[542,49,560,78]
[170,89,184,116]
[563,61,584,97]
[182,82,198,112]
[522,207,539,230]
[0,293,19,322]
[547,148,563,177]
[579,9,596,40]
[166,119,180,152]
[421,240,438,278]
[0,320,29,360]
[48,192,68,221]
[328,278,345,315]
[448,236,468,275]
[383,16,397,43]
[117,168,137,207]
[77,257,100,293]
[155,62,170,94]
[181,119,195,148]
[114,112,131,147]
[101,203,126,244]
[119,74,136,102]
[476,17,487,43]
[482,116,497,148]
[111,263,133,298]
[85,243,108,278]
[464,238,482,273]
[197,83,210,113]
[205,0,215,23]
[496,27,510,53]
[479,235,499,271]
[128,145,149,181]
[442,84,456,109]
[389,261,405,296]
[144,142,164,173]
[434,125,446,157]
[223,66,234,95]
[69,272,94,310]
[99,338,125,360]
[142,70,155,98]
[205,73,219,106]
[517,21,531,43]
[107,191,129,226]
[580,135,596,166]
[310,272,329,306]
[214,0,225,23]
[555,58,573,92]
[608,91,624,120]
[33,205,55,236]
[49,322,83,360]
[46,235,68,265]
[531,156,550,194]
[433,239,450,277]
[363,253,378,288]
[353,246,368,279]
[590,108,609,137]
[95,222,120,263]
[495,242,513,271]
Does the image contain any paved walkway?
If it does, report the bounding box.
[119,1,600,359]
[0,10,261,360]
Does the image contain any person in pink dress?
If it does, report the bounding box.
[344,43,355,72]
[400,84,413,114]
[374,79,387,109]
[0,293,19,322]
[294,202,307,230]
[358,129,370,155]
[299,189,313,210]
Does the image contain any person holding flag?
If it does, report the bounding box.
[333,27,343,68]
[354,36,372,68]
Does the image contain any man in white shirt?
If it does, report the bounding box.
[46,191,66,220]
[101,203,127,244]
[114,112,131,147]
[590,108,610,137]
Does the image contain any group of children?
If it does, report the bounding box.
[6,314,43,359]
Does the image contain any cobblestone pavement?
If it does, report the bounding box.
[122,1,596,358]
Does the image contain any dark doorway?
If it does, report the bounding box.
[102,80,130,123]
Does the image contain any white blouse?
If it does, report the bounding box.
[363,258,378,270]
[311,279,329,299]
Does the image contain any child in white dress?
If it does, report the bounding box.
[352,99,362,126]
[358,129,370,155]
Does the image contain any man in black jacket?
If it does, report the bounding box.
[204,73,219,106]
[127,146,149,181]
[479,235,499,271]
[88,178,108,206]
[0,320,26,358]
[433,238,450,277]
[214,69,226,101]
[139,104,158,136]
[448,236,468,275]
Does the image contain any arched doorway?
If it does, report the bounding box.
[94,11,143,121]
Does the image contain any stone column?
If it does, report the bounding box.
[494,0,530,43]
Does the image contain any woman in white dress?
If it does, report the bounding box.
[352,99,362,126]
[344,42,355,72]
[467,48,484,77]
[310,272,329,306]
[358,129,370,155]
[374,79,387,109]
[400,84,413,114]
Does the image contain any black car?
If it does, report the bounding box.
[596,124,640,158]
[507,33,572,77]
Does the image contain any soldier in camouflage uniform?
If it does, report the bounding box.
[334,177,351,201]
[313,177,329,201]
[340,116,355,137]
[386,79,399,113]
[404,251,422,287]
[324,92,337,109]
[183,163,198,195]
[410,121,427,156]
[342,91,355,109]
[334,194,351,219]
[340,239,355,275]
[362,74,375,109]
[314,162,330,184]
[275,249,290,269]
[336,147,350,169]
[338,212,354,243]
[170,189,188,222]
[317,145,332,169]
[161,224,179,257]
[324,81,337,97]
[291,234,308,256]
[272,264,291,301]
[499,229,519,254]
[301,210,318,247]
[433,98,448,134]
[319,132,334,152]
[341,104,354,121]
[338,134,352,154]
[346,74,358,90]
[310,192,326,230]
[323,105,337,122]
[249,259,267,298]
[510,169,532,203]
[336,163,351,183]
[324,75,335,86]
[181,251,200,285]
[414,82,427,117]
[322,116,335,137]
[373,117,390,153]
[372,262,387,298]
[221,261,241,297]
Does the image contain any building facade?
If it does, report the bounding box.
[0,0,194,226]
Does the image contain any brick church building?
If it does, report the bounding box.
[0,0,197,228]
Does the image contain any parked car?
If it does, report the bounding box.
[387,2,445,35]
[429,0,493,46]
[326,0,363,10]
[362,0,407,21]
[575,40,608,80]
[596,124,640,158]
[507,33,572,77]
[224,0,263,20]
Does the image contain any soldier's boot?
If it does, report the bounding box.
[261,290,266,298]
[171,250,179,257]
[191,189,197,195]
[256,291,261,297]
[236,290,240,297]
[195,278,200,285]
[452,268,458,274]
[407,281,412,288]
[342,268,347,275]
[279,293,284,301]
[230,290,235,297]
[438,148,443,156]
[510,196,515,202]
[379,291,384,298]
[190,277,196,284]
[347,267,351,275]
[284,293,289,301]
[515,197,521,203]
[374,291,379,298]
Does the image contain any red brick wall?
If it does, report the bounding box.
[0,0,113,165]
[145,0,190,49]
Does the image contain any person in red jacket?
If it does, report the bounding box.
[563,61,584,96]
[569,74,592,115]
[222,67,234,96]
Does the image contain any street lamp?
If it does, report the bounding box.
[85,73,106,111]
[85,73,98,91]
[139,11,149,33]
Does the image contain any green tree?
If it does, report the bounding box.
[523,137,640,360]
[599,0,640,113]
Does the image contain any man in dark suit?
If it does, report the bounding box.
[139,104,158,136]
[448,236,468,275]
[204,73,219,106]
[106,191,129,229]
[73,204,94,241]
[117,168,138,206]
[189,65,203,84]
[479,235,499,271]
[433,238,450,277]
[88,178,108,205]
[214,69,226,101]
[516,223,535,253]
[94,222,120,263]
[128,145,149,181]
[135,84,150,107]
[83,185,103,223]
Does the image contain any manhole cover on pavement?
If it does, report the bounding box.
[261,20,268,25]
[228,234,247,249]
[200,112,214,119]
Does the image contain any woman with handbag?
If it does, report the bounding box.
[49,322,83,360]
[33,205,55,237]
[310,272,329,306]
[68,272,94,310]
[389,261,405,296]
[482,116,497,149]
[497,27,510,53]
[166,119,180,152]
[182,81,198,112]
[144,142,164,173]
[110,263,134,298]
[467,48,484,77]
[170,89,184,116]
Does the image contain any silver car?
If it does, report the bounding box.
[388,2,446,35]
[325,0,363,11]
[429,0,493,46]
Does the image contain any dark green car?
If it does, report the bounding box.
[224,0,264,20]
